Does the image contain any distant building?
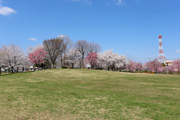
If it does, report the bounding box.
[165,60,174,66]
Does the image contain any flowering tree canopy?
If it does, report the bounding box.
[135,62,143,72]
[168,64,176,73]
[85,52,98,69]
[0,45,26,73]
[28,48,46,65]
[126,61,137,72]
[97,50,127,71]
[66,47,81,68]
[173,60,180,73]
[145,59,163,73]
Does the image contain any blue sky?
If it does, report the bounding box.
[0,0,180,62]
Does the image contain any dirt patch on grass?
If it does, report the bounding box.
[122,106,152,120]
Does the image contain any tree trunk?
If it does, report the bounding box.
[11,67,14,73]
[63,51,66,66]
[71,63,74,69]
[0,67,1,74]
[43,64,45,70]
[51,63,54,69]
[61,58,63,67]
[81,55,84,69]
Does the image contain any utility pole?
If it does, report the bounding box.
[166,63,169,74]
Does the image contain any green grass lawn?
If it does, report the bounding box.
[0,69,180,120]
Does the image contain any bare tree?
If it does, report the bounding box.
[58,35,73,66]
[43,38,64,69]
[75,40,89,68]
[88,42,101,54]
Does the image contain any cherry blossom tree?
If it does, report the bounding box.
[126,61,136,72]
[135,62,143,72]
[168,64,176,73]
[97,50,127,71]
[108,54,127,71]
[96,53,105,69]
[99,50,115,70]
[28,48,47,66]
[144,59,163,73]
[0,45,25,73]
[21,55,32,71]
[85,52,98,69]
[114,55,127,71]
[66,47,81,68]
[126,61,143,72]
[173,60,180,73]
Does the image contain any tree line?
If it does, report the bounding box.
[0,35,180,74]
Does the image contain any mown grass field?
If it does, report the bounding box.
[0,69,180,120]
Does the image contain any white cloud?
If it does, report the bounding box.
[67,0,92,5]
[29,38,38,41]
[58,35,67,38]
[0,4,16,16]
[176,50,180,53]
[114,0,124,6]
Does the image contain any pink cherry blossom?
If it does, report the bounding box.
[28,48,46,65]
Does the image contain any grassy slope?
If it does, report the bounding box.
[0,69,180,120]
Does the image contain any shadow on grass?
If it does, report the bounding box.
[0,71,34,77]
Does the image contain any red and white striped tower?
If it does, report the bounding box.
[158,35,166,63]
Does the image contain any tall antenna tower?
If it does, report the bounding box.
[158,35,166,63]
